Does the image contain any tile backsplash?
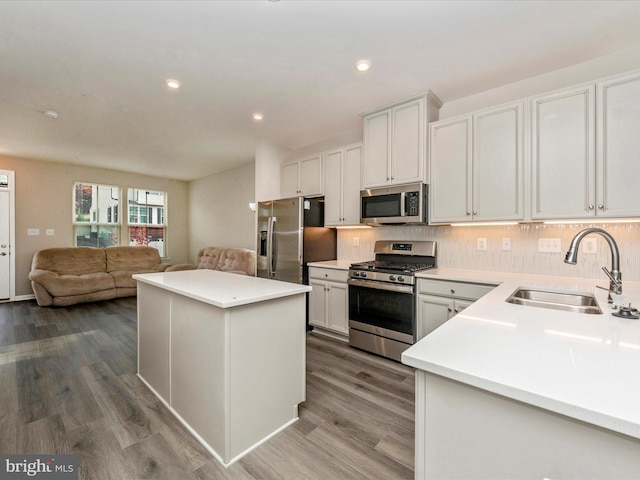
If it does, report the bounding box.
[337,223,640,282]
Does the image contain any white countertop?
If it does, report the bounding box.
[307,260,354,270]
[403,268,640,440]
[133,269,311,309]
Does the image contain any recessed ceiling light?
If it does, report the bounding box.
[355,60,371,72]
[253,113,264,121]
[43,110,59,119]
[166,79,181,89]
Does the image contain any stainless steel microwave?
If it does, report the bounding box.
[360,183,428,225]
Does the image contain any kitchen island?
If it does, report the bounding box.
[403,269,640,479]
[133,269,311,467]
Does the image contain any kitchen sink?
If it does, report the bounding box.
[506,288,603,314]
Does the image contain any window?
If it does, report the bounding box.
[73,182,120,247]
[127,188,167,257]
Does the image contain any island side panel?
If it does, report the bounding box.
[170,293,227,461]
[137,282,171,401]
[418,371,640,479]
[227,294,306,461]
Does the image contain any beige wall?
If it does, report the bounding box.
[0,155,189,297]
[188,162,255,260]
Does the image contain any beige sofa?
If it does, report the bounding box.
[29,246,174,307]
[173,246,256,276]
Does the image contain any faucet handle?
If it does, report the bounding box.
[602,266,622,286]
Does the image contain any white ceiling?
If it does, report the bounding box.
[2,0,640,181]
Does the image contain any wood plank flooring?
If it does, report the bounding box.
[0,298,415,479]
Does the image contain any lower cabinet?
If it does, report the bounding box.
[309,267,349,337]
[417,278,496,341]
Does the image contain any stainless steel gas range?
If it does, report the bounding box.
[348,240,437,362]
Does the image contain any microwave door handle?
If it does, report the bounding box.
[400,192,407,216]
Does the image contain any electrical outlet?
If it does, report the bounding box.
[477,238,487,251]
[352,237,360,247]
[46,229,55,236]
[27,228,40,236]
[583,238,597,254]
[502,238,512,251]
[538,238,562,253]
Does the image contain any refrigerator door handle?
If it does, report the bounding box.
[270,216,277,277]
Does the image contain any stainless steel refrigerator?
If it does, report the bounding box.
[257,197,336,285]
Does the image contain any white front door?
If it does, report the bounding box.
[0,171,14,300]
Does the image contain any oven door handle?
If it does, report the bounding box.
[348,278,414,294]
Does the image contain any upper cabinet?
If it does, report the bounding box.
[280,154,323,198]
[429,101,524,224]
[530,84,595,220]
[362,93,441,189]
[531,70,640,220]
[596,71,640,217]
[324,143,362,226]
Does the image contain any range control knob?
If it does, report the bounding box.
[361,272,367,278]
[397,276,405,282]
[389,275,396,281]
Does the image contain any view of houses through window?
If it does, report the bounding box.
[128,188,167,256]
[73,182,120,248]
[73,183,167,256]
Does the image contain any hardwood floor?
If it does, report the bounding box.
[0,298,415,479]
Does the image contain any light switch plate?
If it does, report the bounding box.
[538,238,562,253]
[46,229,55,236]
[352,237,360,247]
[502,238,512,251]
[27,228,40,236]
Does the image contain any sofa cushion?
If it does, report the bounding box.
[110,269,160,288]
[106,246,165,272]
[31,247,107,276]
[194,246,255,276]
[30,270,115,297]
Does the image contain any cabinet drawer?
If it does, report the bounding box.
[309,267,348,283]
[418,278,496,300]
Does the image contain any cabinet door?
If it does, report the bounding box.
[597,72,640,217]
[531,85,595,220]
[417,294,454,341]
[299,155,323,196]
[473,101,524,221]
[363,110,391,188]
[429,117,472,224]
[392,98,425,184]
[327,281,348,334]
[342,144,362,224]
[324,149,343,225]
[453,299,474,316]
[281,161,299,198]
[308,279,327,328]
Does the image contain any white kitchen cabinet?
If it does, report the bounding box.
[429,101,524,224]
[531,84,595,220]
[280,154,323,198]
[324,143,362,226]
[309,267,349,337]
[596,70,640,217]
[362,93,441,189]
[532,71,640,220]
[416,278,495,341]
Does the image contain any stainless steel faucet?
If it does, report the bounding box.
[564,227,622,300]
